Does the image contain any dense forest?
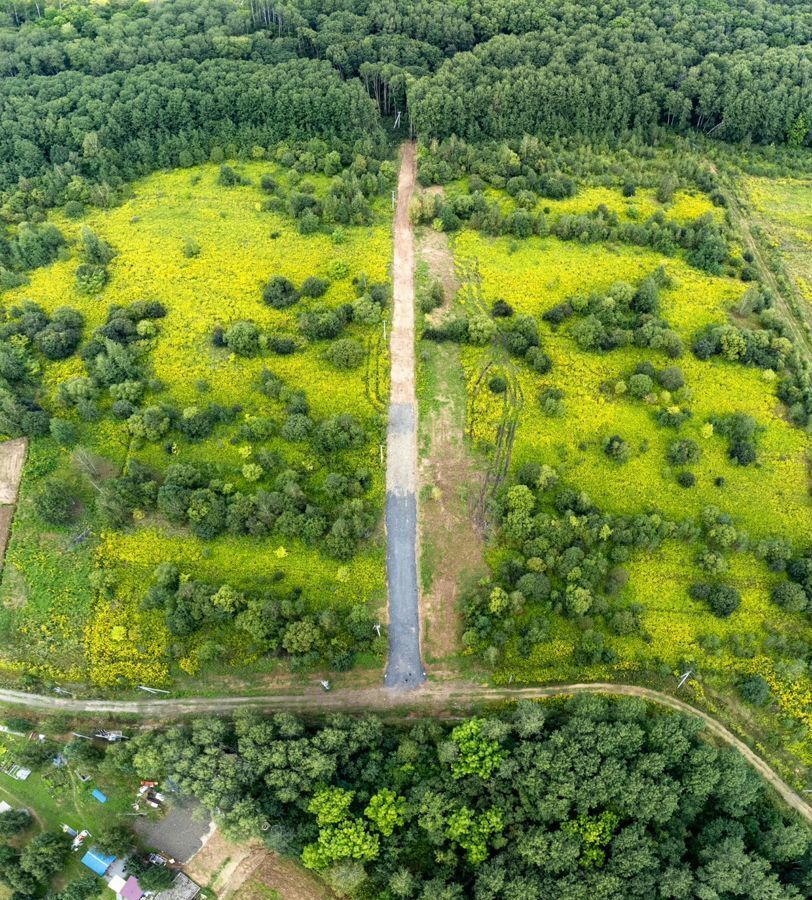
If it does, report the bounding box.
[1,0,811,228]
[113,698,812,898]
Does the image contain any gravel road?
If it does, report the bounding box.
[384,142,425,690]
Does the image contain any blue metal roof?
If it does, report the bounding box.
[91,789,107,803]
[81,847,116,876]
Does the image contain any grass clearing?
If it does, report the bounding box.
[745,176,812,304]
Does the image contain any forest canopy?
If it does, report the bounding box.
[1,0,811,223]
[117,698,812,898]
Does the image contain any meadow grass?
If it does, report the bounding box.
[745,175,812,303]
[0,161,391,685]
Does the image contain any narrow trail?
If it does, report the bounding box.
[0,680,808,823]
[384,142,425,690]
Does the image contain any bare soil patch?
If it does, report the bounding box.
[0,439,26,505]
[421,227,458,306]
[0,438,26,571]
[185,832,262,897]
[418,344,487,664]
[234,854,334,900]
[415,221,487,665]
[187,833,332,900]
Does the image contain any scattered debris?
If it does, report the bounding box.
[71,829,90,851]
[154,873,200,900]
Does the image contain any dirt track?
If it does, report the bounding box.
[0,680,808,824]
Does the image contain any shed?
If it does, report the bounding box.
[108,876,127,895]
[81,848,116,877]
[92,789,108,804]
[119,876,143,900]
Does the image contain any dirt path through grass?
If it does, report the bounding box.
[716,167,812,358]
[416,226,487,664]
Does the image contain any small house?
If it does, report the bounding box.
[81,848,116,877]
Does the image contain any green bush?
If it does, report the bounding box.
[33,478,75,524]
[224,320,260,356]
[325,338,365,370]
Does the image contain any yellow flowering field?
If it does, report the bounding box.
[0,160,391,685]
[444,180,718,224]
[443,213,812,766]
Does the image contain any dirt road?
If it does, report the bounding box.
[384,142,425,690]
[0,680,808,824]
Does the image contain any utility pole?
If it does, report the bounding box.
[138,686,170,695]
[677,669,693,690]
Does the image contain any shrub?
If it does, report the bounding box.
[539,387,565,417]
[0,809,30,836]
[525,346,552,373]
[739,675,771,706]
[64,200,85,219]
[267,333,298,355]
[771,581,808,612]
[300,276,329,298]
[667,439,700,466]
[676,470,696,488]
[49,417,78,446]
[488,374,507,394]
[325,338,364,370]
[492,299,514,318]
[657,366,684,391]
[603,434,630,463]
[224,320,260,356]
[263,276,299,309]
[691,582,741,617]
[299,307,343,341]
[628,373,654,398]
[34,478,75,524]
[218,164,240,186]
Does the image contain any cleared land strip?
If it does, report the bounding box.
[0,680,808,824]
[384,141,425,690]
